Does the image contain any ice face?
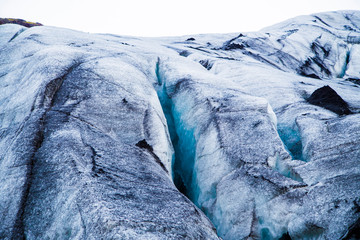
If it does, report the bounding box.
[154,10,360,240]
[0,26,219,239]
[153,56,309,240]
[0,10,360,240]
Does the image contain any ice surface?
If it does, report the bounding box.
[0,24,26,44]
[0,26,218,239]
[0,10,360,240]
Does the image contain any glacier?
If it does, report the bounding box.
[0,11,359,240]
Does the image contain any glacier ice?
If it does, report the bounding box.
[0,10,360,240]
[0,25,218,239]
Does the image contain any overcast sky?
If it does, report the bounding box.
[1,0,360,37]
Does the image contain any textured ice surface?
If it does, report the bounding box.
[0,10,360,240]
[0,25,218,240]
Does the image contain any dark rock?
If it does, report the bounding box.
[136,139,153,151]
[179,50,191,57]
[0,18,42,28]
[199,59,213,70]
[223,43,244,50]
[279,232,292,240]
[186,37,195,41]
[307,85,352,115]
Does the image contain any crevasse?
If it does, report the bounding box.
[277,123,304,161]
[337,49,351,78]
[154,58,198,201]
[154,58,304,239]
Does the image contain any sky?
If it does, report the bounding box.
[1,0,360,37]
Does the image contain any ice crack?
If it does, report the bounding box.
[153,58,197,200]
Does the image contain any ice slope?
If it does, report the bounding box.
[0,10,359,240]
[155,10,360,239]
[0,26,218,239]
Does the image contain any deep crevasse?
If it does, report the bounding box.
[155,58,197,200]
[152,56,306,239]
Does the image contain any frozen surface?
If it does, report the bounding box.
[0,24,218,240]
[0,10,360,240]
